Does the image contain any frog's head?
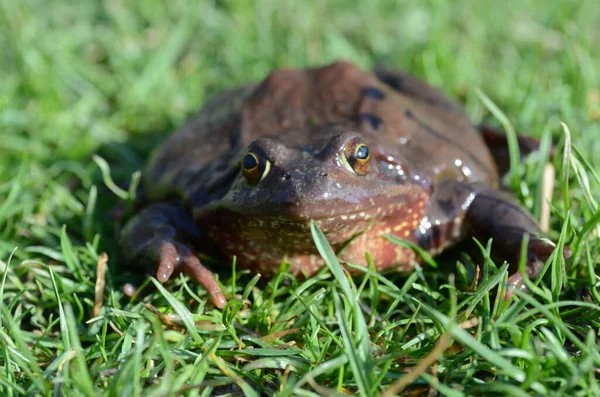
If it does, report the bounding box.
[194,123,428,274]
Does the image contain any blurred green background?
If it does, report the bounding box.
[2,0,599,162]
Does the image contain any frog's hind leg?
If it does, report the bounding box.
[373,66,465,114]
[120,203,226,308]
[419,181,570,297]
[478,124,549,176]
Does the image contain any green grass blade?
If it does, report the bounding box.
[151,278,204,345]
[475,89,521,189]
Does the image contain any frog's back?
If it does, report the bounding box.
[363,65,498,189]
[143,62,498,205]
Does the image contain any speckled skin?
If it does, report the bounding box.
[121,61,567,308]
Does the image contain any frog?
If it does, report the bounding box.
[120,61,569,308]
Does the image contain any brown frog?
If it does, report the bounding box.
[121,61,568,308]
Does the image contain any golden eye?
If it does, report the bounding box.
[241,152,270,185]
[343,140,370,175]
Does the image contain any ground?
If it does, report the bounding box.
[1,0,600,395]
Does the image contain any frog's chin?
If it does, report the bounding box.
[196,196,427,276]
[197,203,391,244]
[193,186,429,271]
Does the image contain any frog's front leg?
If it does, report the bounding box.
[418,181,569,296]
[120,203,226,308]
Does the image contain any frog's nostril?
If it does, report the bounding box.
[282,172,291,181]
[319,172,328,177]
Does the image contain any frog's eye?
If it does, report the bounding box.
[343,140,370,175]
[241,151,271,185]
[242,153,258,172]
[355,144,370,160]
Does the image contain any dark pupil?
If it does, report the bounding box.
[356,145,369,160]
[243,153,258,170]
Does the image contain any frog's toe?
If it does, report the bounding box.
[527,238,556,263]
[505,238,570,299]
[505,273,527,299]
[156,241,227,309]
[527,238,571,267]
[156,241,178,282]
[181,253,227,309]
[123,283,138,297]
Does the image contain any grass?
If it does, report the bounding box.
[1,0,600,395]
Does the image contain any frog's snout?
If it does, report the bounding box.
[279,168,328,182]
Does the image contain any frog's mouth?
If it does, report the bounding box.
[196,176,428,220]
[195,185,428,251]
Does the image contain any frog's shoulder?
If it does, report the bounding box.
[143,85,255,201]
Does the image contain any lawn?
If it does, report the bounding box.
[1,0,600,395]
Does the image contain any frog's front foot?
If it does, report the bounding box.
[121,203,226,308]
[422,181,571,300]
[155,240,226,307]
[505,239,571,299]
